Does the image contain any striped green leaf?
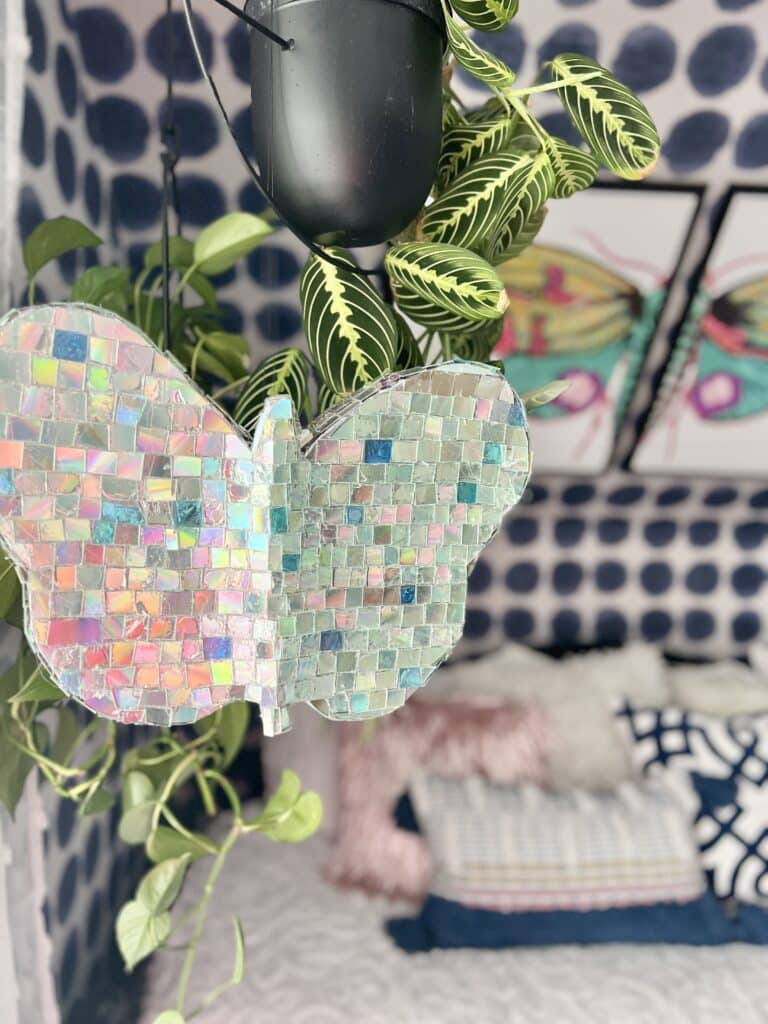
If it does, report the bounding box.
[436,119,515,191]
[487,151,554,263]
[232,348,310,434]
[450,0,518,31]
[393,312,425,371]
[424,150,538,251]
[491,206,547,266]
[442,7,516,88]
[442,99,465,132]
[466,96,508,123]
[300,247,397,396]
[440,317,504,362]
[548,54,660,180]
[543,136,600,198]
[316,381,339,417]
[386,242,509,327]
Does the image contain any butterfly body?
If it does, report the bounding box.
[0,305,530,735]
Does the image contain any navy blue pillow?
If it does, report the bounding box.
[387,892,768,953]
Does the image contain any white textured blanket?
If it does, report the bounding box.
[141,816,768,1024]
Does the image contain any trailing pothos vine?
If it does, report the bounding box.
[0,3,659,1020]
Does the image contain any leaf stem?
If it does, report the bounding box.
[175,822,240,1016]
[505,71,601,99]
[509,95,549,146]
[210,377,249,402]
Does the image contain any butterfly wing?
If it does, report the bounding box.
[496,245,641,357]
[295,362,531,723]
[689,276,768,420]
[0,303,299,731]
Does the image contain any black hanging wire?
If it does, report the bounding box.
[160,0,183,349]
[182,0,379,277]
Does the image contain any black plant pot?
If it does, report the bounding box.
[247,0,444,247]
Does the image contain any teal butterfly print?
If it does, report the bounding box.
[0,305,531,735]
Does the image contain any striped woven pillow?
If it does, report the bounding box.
[410,773,705,912]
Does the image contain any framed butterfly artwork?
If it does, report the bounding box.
[0,304,534,735]
[495,183,702,475]
[632,187,768,478]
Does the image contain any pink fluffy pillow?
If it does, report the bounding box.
[325,699,549,902]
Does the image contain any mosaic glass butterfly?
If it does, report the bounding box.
[493,245,666,425]
[0,304,531,735]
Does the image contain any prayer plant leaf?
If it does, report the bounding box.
[490,205,548,266]
[23,216,102,282]
[440,317,504,362]
[449,0,518,32]
[543,136,600,198]
[442,6,516,87]
[300,247,397,397]
[233,348,310,434]
[316,382,339,417]
[436,119,515,192]
[424,150,540,251]
[393,312,425,371]
[385,242,509,328]
[488,151,554,263]
[548,54,660,180]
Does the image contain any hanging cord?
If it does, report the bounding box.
[160,0,183,349]
[182,0,380,277]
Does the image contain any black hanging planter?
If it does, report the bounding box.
[247,0,445,247]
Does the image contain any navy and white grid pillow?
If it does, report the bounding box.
[618,705,768,906]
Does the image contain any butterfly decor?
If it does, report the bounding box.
[678,274,768,422]
[0,304,532,736]
[494,244,665,424]
[631,189,768,478]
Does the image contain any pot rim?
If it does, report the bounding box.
[246,0,446,38]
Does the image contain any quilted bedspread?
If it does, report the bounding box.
[141,811,768,1024]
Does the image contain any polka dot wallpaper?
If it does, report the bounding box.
[11,4,768,1019]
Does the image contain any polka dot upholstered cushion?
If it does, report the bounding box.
[462,474,767,661]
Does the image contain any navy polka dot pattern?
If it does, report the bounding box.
[55,44,78,118]
[145,10,212,83]
[687,26,756,96]
[735,113,768,168]
[663,110,731,173]
[462,474,767,659]
[86,97,150,162]
[72,8,135,83]
[612,25,676,93]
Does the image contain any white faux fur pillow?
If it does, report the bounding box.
[424,643,670,790]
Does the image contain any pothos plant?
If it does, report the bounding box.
[0,3,659,1020]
